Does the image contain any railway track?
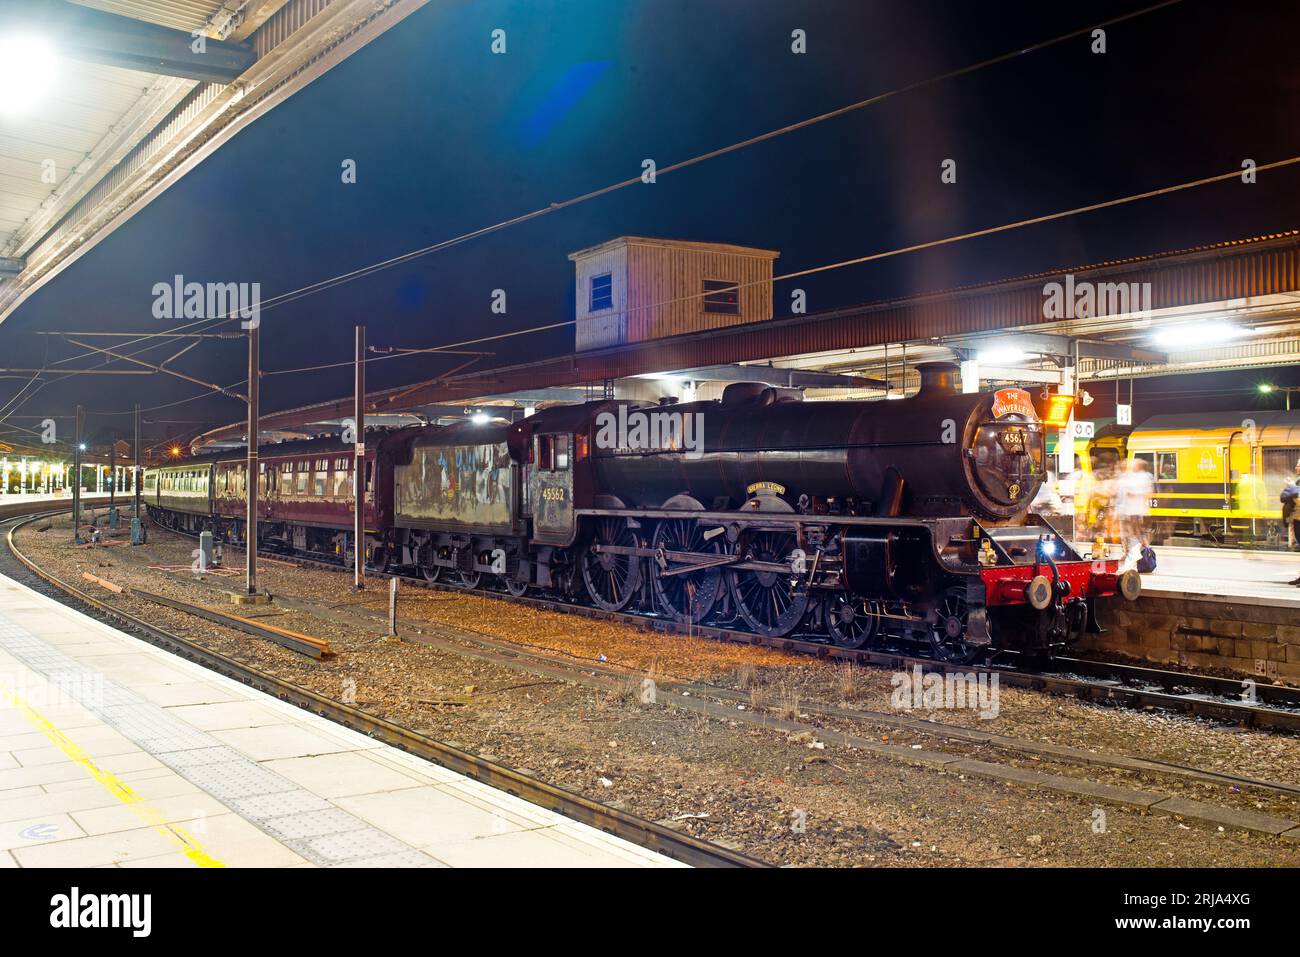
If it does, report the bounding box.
[15,506,1300,843]
[246,547,1300,733]
[0,508,768,869]
[217,580,1300,805]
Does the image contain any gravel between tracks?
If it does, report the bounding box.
[13,514,1300,867]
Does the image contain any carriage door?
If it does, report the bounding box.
[528,432,576,545]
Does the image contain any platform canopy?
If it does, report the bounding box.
[0,0,429,323]
[189,230,1300,450]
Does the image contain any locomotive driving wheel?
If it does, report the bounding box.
[823,592,878,649]
[581,517,643,612]
[929,586,981,664]
[728,530,810,638]
[651,517,724,624]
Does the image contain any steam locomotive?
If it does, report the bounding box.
[142,362,1139,662]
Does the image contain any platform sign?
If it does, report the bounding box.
[1072,420,1095,439]
[1116,404,1132,426]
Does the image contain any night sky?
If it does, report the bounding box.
[3,0,1299,447]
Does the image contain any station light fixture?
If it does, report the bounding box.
[168,446,182,458]
[0,35,58,117]
[976,347,1028,365]
[77,443,86,451]
[1040,392,1076,428]
[1258,383,1299,410]
[1151,321,1249,350]
[470,412,491,425]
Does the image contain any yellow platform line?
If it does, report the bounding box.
[0,682,224,868]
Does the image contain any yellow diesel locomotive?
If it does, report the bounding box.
[1078,410,1300,546]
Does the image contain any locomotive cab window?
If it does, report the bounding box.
[554,434,570,470]
[1155,451,1178,482]
[537,434,555,471]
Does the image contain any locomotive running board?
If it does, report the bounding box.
[592,542,788,576]
[577,507,930,530]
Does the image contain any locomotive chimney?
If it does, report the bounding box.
[915,361,960,397]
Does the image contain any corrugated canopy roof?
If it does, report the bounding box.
[0,0,244,261]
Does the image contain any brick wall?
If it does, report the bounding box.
[1080,593,1300,683]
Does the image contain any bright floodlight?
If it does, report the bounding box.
[1259,384,1275,394]
[0,36,57,117]
[977,347,1026,365]
[1152,321,1248,350]
[470,412,490,424]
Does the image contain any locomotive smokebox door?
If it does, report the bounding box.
[530,431,577,545]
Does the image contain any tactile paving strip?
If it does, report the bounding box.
[0,615,446,868]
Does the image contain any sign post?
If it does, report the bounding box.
[354,324,365,591]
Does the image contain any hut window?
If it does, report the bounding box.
[702,279,739,314]
[590,273,613,311]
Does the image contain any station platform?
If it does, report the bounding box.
[0,571,682,869]
[1140,545,1300,608]
[0,493,112,507]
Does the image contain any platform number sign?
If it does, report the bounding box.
[1116,404,1132,426]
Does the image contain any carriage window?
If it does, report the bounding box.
[295,468,308,495]
[537,435,555,471]
[364,460,373,493]
[332,458,351,497]
[312,458,327,496]
[554,434,570,470]
[1155,451,1178,482]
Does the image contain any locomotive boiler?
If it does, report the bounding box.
[588,363,1044,520]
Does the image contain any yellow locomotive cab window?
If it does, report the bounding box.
[1156,451,1178,482]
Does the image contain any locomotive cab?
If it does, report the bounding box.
[529,429,577,544]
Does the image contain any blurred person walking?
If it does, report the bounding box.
[1117,457,1155,571]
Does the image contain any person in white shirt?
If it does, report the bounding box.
[1116,457,1154,570]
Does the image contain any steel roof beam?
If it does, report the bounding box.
[671,364,887,390]
[2,1,257,83]
[948,332,1165,364]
